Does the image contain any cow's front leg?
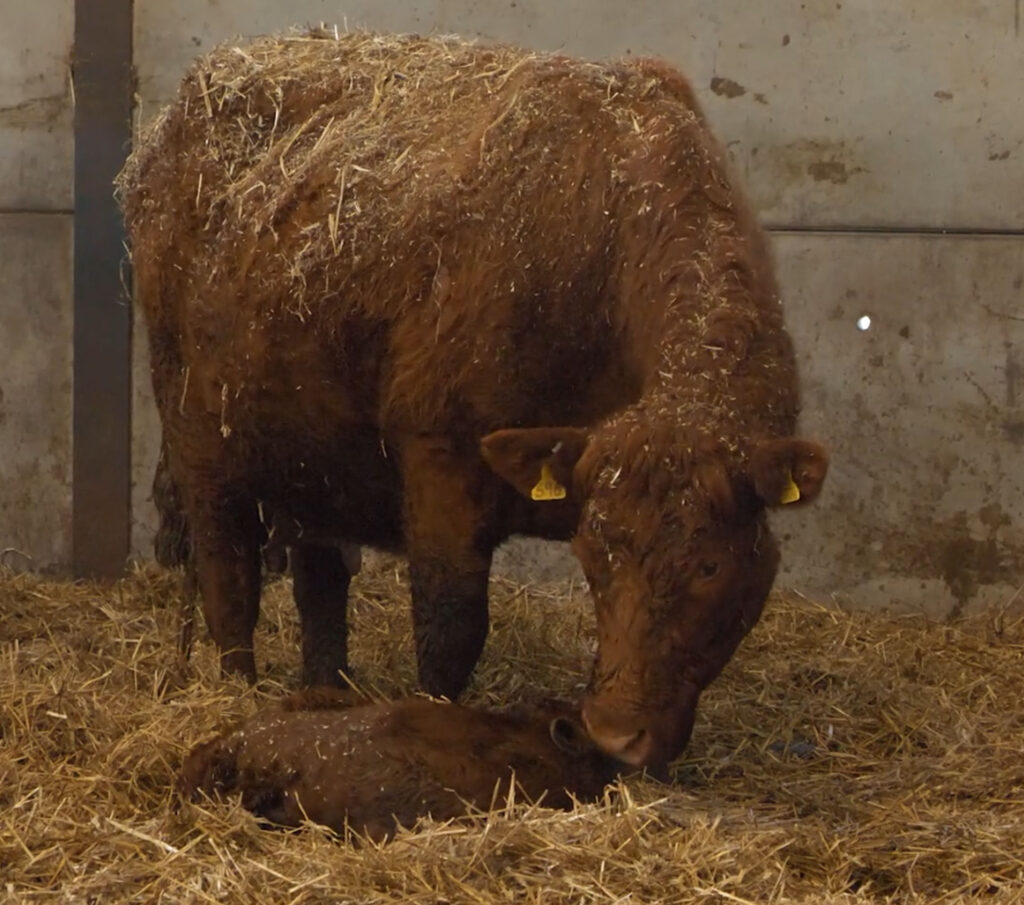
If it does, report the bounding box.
[401,437,494,700]
[408,558,490,699]
[290,544,354,688]
[190,498,263,682]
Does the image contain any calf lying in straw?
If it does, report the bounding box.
[178,689,617,841]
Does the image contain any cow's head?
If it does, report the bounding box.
[481,420,827,770]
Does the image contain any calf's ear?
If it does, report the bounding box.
[749,438,829,507]
[480,427,589,501]
[549,716,592,756]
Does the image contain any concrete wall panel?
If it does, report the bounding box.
[703,2,1023,230]
[0,214,73,571]
[775,233,1024,617]
[135,0,1023,229]
[0,2,74,210]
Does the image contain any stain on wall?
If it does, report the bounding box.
[0,94,69,128]
[710,76,747,98]
[806,159,863,184]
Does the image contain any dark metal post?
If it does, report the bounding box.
[72,0,135,578]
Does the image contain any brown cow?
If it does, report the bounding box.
[118,32,827,769]
[178,690,616,841]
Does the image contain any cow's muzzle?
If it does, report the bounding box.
[581,685,699,771]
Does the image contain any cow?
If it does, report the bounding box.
[117,31,828,770]
[178,689,617,841]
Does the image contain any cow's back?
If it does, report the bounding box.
[119,33,712,450]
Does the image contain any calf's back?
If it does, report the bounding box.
[179,695,615,840]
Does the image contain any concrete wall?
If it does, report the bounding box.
[128,1,1024,618]
[777,233,1024,617]
[5,2,1021,615]
[0,3,74,571]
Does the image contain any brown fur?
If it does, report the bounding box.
[178,692,616,842]
[119,32,827,769]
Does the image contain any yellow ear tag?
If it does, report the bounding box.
[780,471,801,505]
[531,463,567,501]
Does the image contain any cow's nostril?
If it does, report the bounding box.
[602,730,643,759]
[585,722,654,767]
[625,728,648,752]
[619,728,653,766]
[581,698,667,767]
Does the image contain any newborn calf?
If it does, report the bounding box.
[178,689,616,840]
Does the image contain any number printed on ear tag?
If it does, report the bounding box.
[531,463,567,501]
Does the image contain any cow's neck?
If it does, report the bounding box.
[600,142,798,453]
[614,253,797,455]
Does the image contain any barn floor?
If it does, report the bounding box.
[1,559,1022,904]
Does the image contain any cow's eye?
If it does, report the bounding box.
[697,560,720,580]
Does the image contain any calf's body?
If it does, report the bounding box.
[179,693,615,841]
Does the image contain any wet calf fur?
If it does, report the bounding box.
[178,691,617,841]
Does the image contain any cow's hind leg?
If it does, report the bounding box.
[191,500,263,682]
[290,544,353,688]
[401,437,494,700]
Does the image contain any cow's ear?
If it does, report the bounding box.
[748,438,829,507]
[549,716,591,756]
[480,427,589,501]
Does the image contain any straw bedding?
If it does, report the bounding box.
[2,556,1022,904]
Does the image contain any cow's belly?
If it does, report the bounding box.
[250,426,406,552]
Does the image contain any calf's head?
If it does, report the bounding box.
[482,423,827,770]
[510,698,621,795]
